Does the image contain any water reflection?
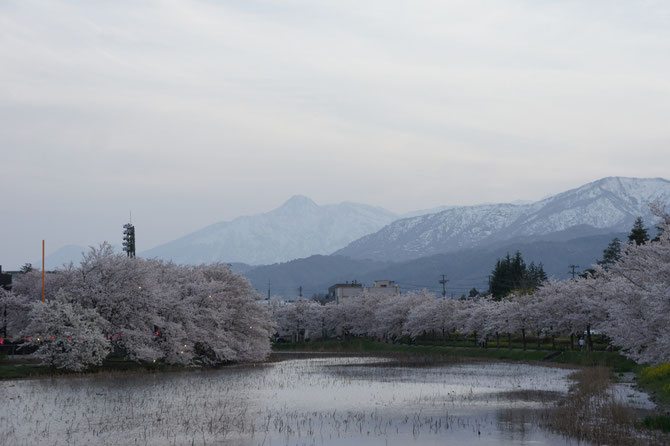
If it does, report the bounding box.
[0,355,589,445]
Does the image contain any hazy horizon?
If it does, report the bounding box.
[3,1,670,269]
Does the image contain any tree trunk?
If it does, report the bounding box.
[536,331,541,349]
[522,328,527,351]
[507,333,512,349]
[473,331,478,347]
[551,335,556,350]
[587,325,593,352]
[496,332,500,348]
[570,333,574,351]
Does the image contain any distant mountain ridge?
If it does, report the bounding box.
[240,231,628,299]
[335,177,670,261]
[46,176,669,269]
[140,195,397,265]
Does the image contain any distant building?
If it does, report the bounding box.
[363,280,401,297]
[328,281,363,304]
[0,266,12,291]
[328,279,401,304]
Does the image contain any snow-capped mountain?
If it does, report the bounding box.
[141,196,397,265]
[335,177,670,261]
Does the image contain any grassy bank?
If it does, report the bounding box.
[272,338,637,372]
[0,357,201,380]
[0,364,55,379]
[637,363,670,433]
[638,363,670,405]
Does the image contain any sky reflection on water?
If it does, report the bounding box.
[0,356,589,445]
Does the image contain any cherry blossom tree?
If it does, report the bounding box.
[13,243,275,367]
[0,288,33,340]
[405,294,454,340]
[275,297,323,342]
[460,297,495,346]
[23,295,110,371]
[596,220,670,364]
[376,290,434,341]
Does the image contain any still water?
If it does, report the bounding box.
[0,354,589,445]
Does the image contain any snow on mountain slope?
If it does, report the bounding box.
[506,177,670,236]
[335,177,670,261]
[140,196,397,265]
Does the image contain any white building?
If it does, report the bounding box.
[329,280,400,304]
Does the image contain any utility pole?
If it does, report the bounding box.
[42,240,45,303]
[568,265,580,280]
[439,274,448,298]
[267,280,271,300]
[298,286,303,298]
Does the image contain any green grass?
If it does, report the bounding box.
[637,363,670,405]
[414,334,611,352]
[551,350,637,373]
[641,415,670,433]
[272,338,634,368]
[0,364,55,379]
[0,357,195,380]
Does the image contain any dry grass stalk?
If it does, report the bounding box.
[546,366,669,445]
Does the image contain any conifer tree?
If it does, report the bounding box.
[597,237,622,269]
[628,217,649,245]
[531,262,548,286]
[488,251,543,299]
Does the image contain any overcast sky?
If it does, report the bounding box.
[2,0,670,269]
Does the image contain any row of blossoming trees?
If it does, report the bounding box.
[2,211,667,370]
[0,243,274,371]
[274,210,670,365]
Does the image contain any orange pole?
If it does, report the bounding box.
[42,240,45,303]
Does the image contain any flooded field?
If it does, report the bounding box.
[0,355,593,445]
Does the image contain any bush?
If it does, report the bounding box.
[637,363,670,404]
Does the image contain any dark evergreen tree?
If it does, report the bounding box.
[523,262,539,290]
[628,217,649,245]
[531,262,548,286]
[488,251,543,300]
[489,254,512,299]
[20,263,33,273]
[597,237,622,269]
[511,252,526,284]
[468,287,479,298]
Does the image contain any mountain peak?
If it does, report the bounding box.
[141,195,396,265]
[279,195,318,209]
